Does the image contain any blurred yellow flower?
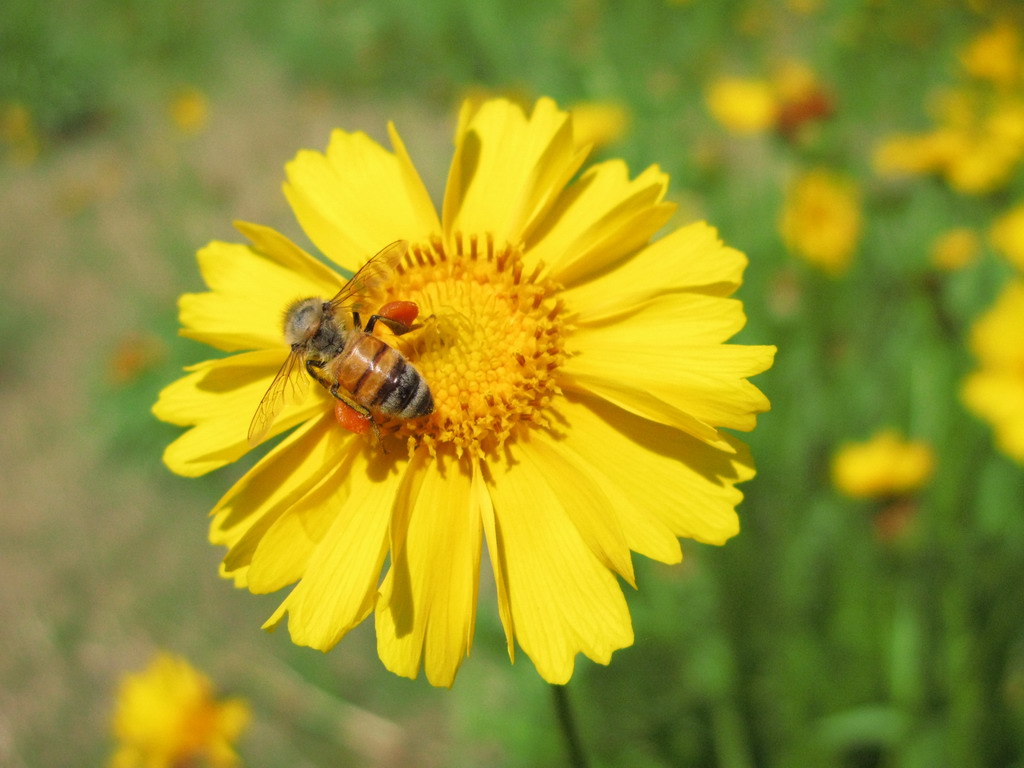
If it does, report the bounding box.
[153,97,775,686]
[773,60,820,104]
[963,279,1024,464]
[831,430,935,499]
[111,652,249,768]
[786,0,823,13]
[779,169,862,276]
[569,100,630,149]
[873,133,950,177]
[931,227,981,270]
[945,133,1023,194]
[986,98,1024,145]
[1,102,40,165]
[960,20,1022,88]
[875,85,1024,194]
[169,87,209,135]
[990,202,1024,269]
[773,60,833,140]
[706,77,778,135]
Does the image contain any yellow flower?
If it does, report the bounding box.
[945,133,1022,194]
[773,60,833,140]
[779,168,862,276]
[963,279,1024,464]
[169,87,209,135]
[569,100,630,149]
[873,133,951,177]
[1,102,40,165]
[786,0,822,13]
[831,430,935,499]
[153,97,775,686]
[960,20,1022,88]
[705,77,778,135]
[931,227,981,271]
[874,86,1024,194]
[990,202,1024,270]
[110,653,249,768]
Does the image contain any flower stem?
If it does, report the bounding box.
[551,683,589,768]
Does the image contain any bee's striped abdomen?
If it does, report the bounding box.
[376,362,434,418]
[331,334,433,419]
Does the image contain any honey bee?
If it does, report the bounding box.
[248,240,433,448]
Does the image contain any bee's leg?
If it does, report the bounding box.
[328,383,386,454]
[364,314,416,336]
[305,359,335,391]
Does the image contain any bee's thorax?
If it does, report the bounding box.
[283,298,348,359]
[307,314,348,359]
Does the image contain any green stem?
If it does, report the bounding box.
[551,683,589,768]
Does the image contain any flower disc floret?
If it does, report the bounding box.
[392,235,566,458]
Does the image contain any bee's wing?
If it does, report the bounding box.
[247,349,309,446]
[327,241,408,318]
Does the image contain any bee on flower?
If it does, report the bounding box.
[154,97,775,686]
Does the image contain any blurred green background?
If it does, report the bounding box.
[3,0,1024,765]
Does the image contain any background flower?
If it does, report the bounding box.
[779,168,862,276]
[705,76,778,135]
[110,653,249,768]
[963,280,1024,464]
[931,227,980,271]
[990,203,1024,270]
[831,430,935,499]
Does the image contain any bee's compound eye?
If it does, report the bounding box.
[283,298,323,345]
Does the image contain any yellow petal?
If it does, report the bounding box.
[476,460,515,661]
[526,161,675,285]
[154,350,329,477]
[271,452,406,650]
[214,697,251,743]
[563,296,775,439]
[284,128,440,271]
[180,237,340,352]
[375,452,482,687]
[963,371,1024,462]
[234,220,344,287]
[555,393,751,553]
[220,560,249,588]
[511,432,635,586]
[563,222,748,321]
[486,449,634,684]
[575,291,751,343]
[211,412,351,581]
[443,98,589,247]
[244,464,346,594]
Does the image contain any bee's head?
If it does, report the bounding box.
[283,297,324,348]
